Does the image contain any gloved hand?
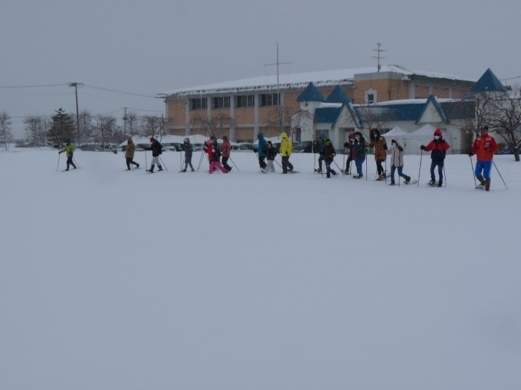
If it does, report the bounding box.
[59,151,63,154]
[398,146,403,152]
[420,145,426,151]
[330,153,336,158]
[469,152,474,157]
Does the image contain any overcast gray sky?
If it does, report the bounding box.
[1,0,520,137]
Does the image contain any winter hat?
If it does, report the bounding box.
[434,129,443,137]
[391,139,397,145]
[481,125,489,132]
[150,137,155,142]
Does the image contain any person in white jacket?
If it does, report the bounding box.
[389,139,413,185]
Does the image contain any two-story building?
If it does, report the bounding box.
[162,65,475,142]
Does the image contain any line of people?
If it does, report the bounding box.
[69,126,499,191]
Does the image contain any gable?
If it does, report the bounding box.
[297,82,326,102]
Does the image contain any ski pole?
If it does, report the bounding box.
[229,156,240,172]
[145,150,148,171]
[417,150,423,187]
[197,150,206,171]
[443,164,447,187]
[159,156,168,171]
[73,157,80,169]
[333,159,342,173]
[384,158,387,184]
[469,155,477,188]
[492,160,508,189]
[56,152,61,172]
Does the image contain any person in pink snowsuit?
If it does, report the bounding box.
[206,139,227,174]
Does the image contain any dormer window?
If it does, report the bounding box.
[365,89,377,104]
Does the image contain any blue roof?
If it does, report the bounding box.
[345,100,475,125]
[416,95,448,124]
[314,107,342,124]
[470,68,506,92]
[297,82,326,102]
[326,85,352,104]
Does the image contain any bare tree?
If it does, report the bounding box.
[466,88,521,161]
[24,116,49,147]
[190,113,235,138]
[0,112,13,150]
[355,105,395,135]
[76,110,95,145]
[263,106,294,135]
[486,87,521,161]
[140,115,164,138]
[93,114,117,149]
[123,111,139,135]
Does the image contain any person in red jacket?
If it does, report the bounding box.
[470,125,497,191]
[420,128,450,187]
[220,136,232,172]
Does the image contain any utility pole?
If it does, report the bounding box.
[123,107,127,134]
[265,43,292,133]
[68,82,83,139]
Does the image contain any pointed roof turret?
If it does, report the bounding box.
[470,68,506,92]
[326,85,352,105]
[297,82,326,102]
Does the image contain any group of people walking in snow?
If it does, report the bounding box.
[59,125,499,191]
[328,126,498,190]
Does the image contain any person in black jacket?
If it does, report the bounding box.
[322,138,337,178]
[343,132,355,175]
[147,137,163,173]
[352,132,366,179]
[180,138,194,172]
[266,141,277,172]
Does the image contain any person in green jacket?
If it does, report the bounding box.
[59,140,77,171]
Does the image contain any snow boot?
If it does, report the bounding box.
[477,175,486,186]
[428,179,436,186]
[147,165,155,173]
[438,181,443,187]
[158,165,163,171]
[485,178,491,191]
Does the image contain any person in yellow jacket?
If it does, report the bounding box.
[58,140,77,171]
[279,132,294,174]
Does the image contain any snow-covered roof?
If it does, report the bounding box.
[162,64,474,97]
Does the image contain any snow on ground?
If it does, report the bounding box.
[1,148,520,390]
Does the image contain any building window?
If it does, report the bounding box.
[365,89,377,104]
[190,98,207,110]
[261,93,279,106]
[212,96,230,109]
[236,95,255,108]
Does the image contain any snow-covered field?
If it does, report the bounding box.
[1,147,520,390]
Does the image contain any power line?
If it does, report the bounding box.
[0,83,67,89]
[83,84,157,98]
